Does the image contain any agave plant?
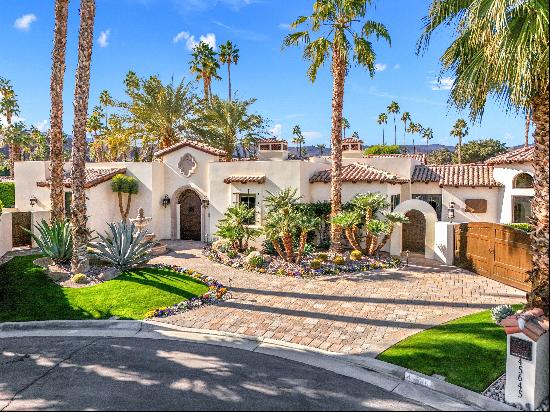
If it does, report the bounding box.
[24,219,73,263]
[91,222,155,270]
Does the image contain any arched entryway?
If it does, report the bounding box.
[402,210,426,254]
[178,190,202,241]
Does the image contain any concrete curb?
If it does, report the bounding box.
[0,320,519,411]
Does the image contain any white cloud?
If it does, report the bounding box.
[14,14,37,31]
[278,23,291,30]
[302,131,322,140]
[34,120,49,133]
[375,63,387,72]
[173,31,217,50]
[430,77,455,91]
[173,0,255,12]
[0,115,25,127]
[269,124,283,138]
[393,64,401,70]
[98,29,111,48]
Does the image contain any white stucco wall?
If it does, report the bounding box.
[14,161,50,212]
[434,222,455,264]
[493,164,535,223]
[0,212,12,257]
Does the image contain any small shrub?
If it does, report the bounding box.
[333,255,345,265]
[71,273,88,284]
[506,223,533,233]
[227,250,238,259]
[310,259,322,270]
[0,182,15,208]
[318,253,329,262]
[364,144,402,156]
[246,251,264,268]
[350,250,363,261]
[24,219,73,263]
[491,305,515,324]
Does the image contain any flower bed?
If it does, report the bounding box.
[144,264,230,319]
[203,246,401,279]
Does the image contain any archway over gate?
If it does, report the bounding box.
[170,184,208,241]
[390,199,438,259]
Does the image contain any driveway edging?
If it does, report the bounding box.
[0,320,518,411]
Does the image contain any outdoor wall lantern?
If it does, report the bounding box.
[201,199,210,208]
[29,195,38,208]
[162,195,171,208]
[448,202,456,223]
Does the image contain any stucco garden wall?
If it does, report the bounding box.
[0,212,13,257]
[14,161,50,212]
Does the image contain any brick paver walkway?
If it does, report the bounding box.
[151,241,524,357]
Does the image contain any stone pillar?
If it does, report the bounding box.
[505,332,549,410]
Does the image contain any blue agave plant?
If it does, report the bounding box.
[24,219,73,263]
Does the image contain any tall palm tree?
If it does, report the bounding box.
[422,127,434,147]
[407,122,422,153]
[524,108,532,148]
[190,42,220,102]
[0,77,20,177]
[49,0,70,222]
[450,119,468,164]
[401,111,411,146]
[419,0,548,313]
[377,113,388,145]
[70,0,96,273]
[219,41,240,101]
[387,101,400,145]
[341,117,350,139]
[316,143,327,156]
[283,0,390,252]
[292,125,305,159]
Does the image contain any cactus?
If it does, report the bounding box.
[491,305,514,324]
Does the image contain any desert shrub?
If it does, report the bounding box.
[310,259,322,270]
[71,274,88,284]
[506,223,533,233]
[227,250,238,259]
[364,144,402,156]
[0,199,3,216]
[333,255,345,265]
[91,222,154,270]
[25,219,73,263]
[0,182,15,208]
[350,250,363,261]
[246,251,264,268]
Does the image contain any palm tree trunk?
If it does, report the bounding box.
[329,50,346,253]
[528,91,549,316]
[458,136,462,165]
[8,144,15,177]
[203,74,209,101]
[296,231,308,263]
[345,227,361,251]
[70,0,96,273]
[394,117,397,146]
[227,62,232,102]
[403,122,407,146]
[382,128,385,146]
[376,224,394,253]
[271,239,286,260]
[282,231,294,263]
[525,109,532,148]
[49,0,69,223]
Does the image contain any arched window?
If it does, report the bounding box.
[514,173,534,189]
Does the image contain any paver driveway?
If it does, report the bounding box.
[151,241,524,357]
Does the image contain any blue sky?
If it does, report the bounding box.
[1,0,528,148]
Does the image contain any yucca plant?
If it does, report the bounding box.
[91,221,154,270]
[24,219,73,263]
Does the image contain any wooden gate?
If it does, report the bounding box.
[179,190,202,241]
[454,223,532,291]
[11,212,32,248]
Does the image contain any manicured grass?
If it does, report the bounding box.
[0,255,209,322]
[377,307,522,393]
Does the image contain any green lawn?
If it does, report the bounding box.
[377,307,522,393]
[0,255,209,322]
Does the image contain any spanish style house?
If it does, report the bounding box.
[13,138,535,262]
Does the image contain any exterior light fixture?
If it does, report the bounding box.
[162,195,171,208]
[448,202,456,223]
[201,199,210,208]
[29,195,38,208]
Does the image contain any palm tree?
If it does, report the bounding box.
[350,193,389,254]
[419,0,548,313]
[292,125,305,159]
[70,0,96,273]
[524,108,532,148]
[190,42,220,102]
[191,97,267,162]
[219,41,240,101]
[341,117,350,139]
[376,212,410,253]
[387,101,400,145]
[330,211,362,251]
[49,0,70,222]
[401,111,411,146]
[316,143,327,156]
[422,127,434,147]
[283,0,391,252]
[0,77,20,177]
[450,119,468,164]
[407,122,422,153]
[377,113,388,145]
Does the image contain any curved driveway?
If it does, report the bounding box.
[0,336,430,411]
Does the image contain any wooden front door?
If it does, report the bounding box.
[402,210,426,254]
[179,190,202,241]
[454,223,531,291]
[12,212,32,247]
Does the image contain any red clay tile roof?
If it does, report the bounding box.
[36,167,126,189]
[412,164,502,187]
[0,177,14,183]
[486,145,534,165]
[310,163,408,184]
[366,153,427,164]
[258,137,288,144]
[154,139,227,158]
[224,175,266,184]
[37,168,127,189]
[343,137,364,144]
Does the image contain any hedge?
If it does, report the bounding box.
[0,183,15,208]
